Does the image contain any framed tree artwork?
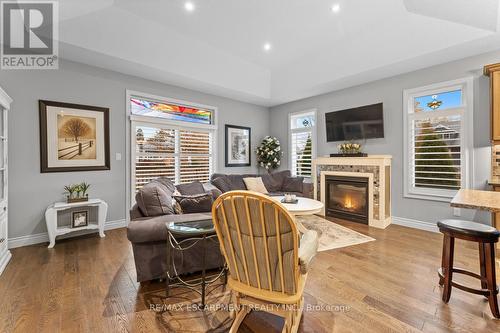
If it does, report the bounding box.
[39,100,110,173]
[225,124,251,167]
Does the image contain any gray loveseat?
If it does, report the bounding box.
[210,170,314,198]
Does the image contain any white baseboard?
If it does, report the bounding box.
[0,249,12,275]
[8,219,128,249]
[392,216,439,233]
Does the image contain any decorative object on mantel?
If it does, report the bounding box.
[39,100,110,173]
[335,141,365,155]
[256,136,282,172]
[64,182,91,203]
[45,198,108,248]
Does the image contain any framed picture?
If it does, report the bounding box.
[225,124,251,167]
[39,100,110,172]
[72,211,88,228]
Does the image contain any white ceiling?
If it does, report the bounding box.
[56,0,500,106]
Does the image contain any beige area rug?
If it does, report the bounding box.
[296,215,375,251]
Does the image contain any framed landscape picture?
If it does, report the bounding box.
[39,100,110,173]
[225,124,251,167]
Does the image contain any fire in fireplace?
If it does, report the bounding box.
[325,175,369,224]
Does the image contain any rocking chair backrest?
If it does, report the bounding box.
[212,191,300,295]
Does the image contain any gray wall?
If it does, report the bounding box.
[0,60,269,239]
[270,50,500,225]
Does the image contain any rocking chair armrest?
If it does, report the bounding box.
[298,229,318,274]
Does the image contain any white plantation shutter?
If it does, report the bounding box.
[411,113,462,190]
[289,110,316,177]
[134,125,214,191]
[291,131,313,177]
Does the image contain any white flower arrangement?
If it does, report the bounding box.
[256,136,282,171]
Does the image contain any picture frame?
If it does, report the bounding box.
[39,100,110,173]
[71,210,89,228]
[225,125,251,167]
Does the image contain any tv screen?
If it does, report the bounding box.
[325,103,384,142]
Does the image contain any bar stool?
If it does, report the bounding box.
[437,219,500,318]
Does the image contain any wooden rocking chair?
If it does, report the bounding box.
[211,191,319,333]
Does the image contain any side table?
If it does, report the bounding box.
[45,199,108,248]
[165,219,227,308]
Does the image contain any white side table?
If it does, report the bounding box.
[45,199,108,248]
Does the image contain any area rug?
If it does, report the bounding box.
[296,215,375,251]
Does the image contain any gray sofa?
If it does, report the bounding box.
[210,170,314,198]
[127,171,312,282]
[127,180,225,282]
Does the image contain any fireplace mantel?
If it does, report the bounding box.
[312,155,392,229]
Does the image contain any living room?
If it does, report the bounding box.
[1,1,500,332]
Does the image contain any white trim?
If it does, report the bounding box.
[403,77,474,202]
[8,219,128,249]
[0,250,11,275]
[392,216,439,233]
[288,109,317,177]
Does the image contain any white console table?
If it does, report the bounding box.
[45,199,108,248]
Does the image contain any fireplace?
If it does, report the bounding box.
[325,175,369,224]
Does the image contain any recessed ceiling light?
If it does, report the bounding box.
[263,43,272,52]
[331,3,340,13]
[184,2,195,12]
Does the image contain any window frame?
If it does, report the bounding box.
[126,90,217,208]
[403,78,474,202]
[288,109,317,178]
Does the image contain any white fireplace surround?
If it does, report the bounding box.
[313,155,392,229]
[320,171,374,225]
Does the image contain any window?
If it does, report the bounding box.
[403,78,473,201]
[289,110,316,177]
[130,93,216,194]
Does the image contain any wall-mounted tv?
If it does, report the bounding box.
[325,103,384,142]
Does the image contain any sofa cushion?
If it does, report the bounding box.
[227,174,253,190]
[212,176,233,193]
[243,177,269,194]
[127,213,212,243]
[174,193,214,213]
[135,181,175,217]
[176,182,205,195]
[260,170,292,191]
[282,176,304,193]
[203,183,223,200]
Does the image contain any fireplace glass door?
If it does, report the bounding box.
[325,176,369,224]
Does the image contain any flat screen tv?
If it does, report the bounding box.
[325,103,384,142]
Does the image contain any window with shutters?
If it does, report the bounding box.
[289,110,316,178]
[130,94,216,194]
[403,78,473,201]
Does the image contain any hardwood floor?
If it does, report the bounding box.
[1,219,500,332]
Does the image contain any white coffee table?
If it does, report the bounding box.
[271,196,323,233]
[270,196,324,216]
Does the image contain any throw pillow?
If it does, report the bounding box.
[281,176,304,193]
[135,182,175,217]
[171,190,183,214]
[176,181,205,195]
[243,177,269,194]
[173,193,214,213]
[212,176,233,193]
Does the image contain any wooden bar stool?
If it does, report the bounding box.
[437,219,500,318]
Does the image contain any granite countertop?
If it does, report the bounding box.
[488,177,500,185]
[451,189,500,212]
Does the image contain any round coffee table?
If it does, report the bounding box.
[270,196,324,216]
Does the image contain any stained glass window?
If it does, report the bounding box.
[131,98,213,124]
[414,90,462,112]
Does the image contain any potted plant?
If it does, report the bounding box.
[64,182,90,203]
